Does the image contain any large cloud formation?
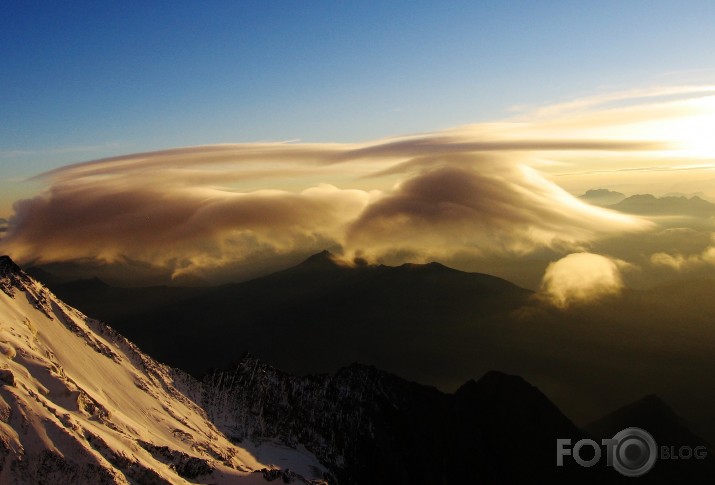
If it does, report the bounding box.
[9,85,715,283]
[0,134,651,283]
[346,161,644,261]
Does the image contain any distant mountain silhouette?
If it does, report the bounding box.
[25,255,181,286]
[579,190,715,226]
[607,194,715,218]
[30,252,715,452]
[24,265,69,286]
[663,191,708,198]
[586,394,715,483]
[579,189,627,206]
[44,251,531,377]
[294,248,343,269]
[4,253,712,483]
[46,276,209,324]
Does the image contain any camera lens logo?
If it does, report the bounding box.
[608,428,658,477]
[557,427,661,476]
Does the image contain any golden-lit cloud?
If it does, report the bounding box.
[0,143,648,282]
[345,163,643,262]
[525,85,715,198]
[4,85,715,283]
[539,253,629,308]
[5,180,372,281]
[650,237,715,271]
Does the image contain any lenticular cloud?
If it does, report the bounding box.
[0,125,651,281]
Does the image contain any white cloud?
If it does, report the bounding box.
[539,253,629,308]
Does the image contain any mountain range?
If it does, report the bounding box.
[579,190,715,228]
[37,250,531,379]
[31,250,715,445]
[608,194,715,218]
[2,255,715,482]
[579,189,627,206]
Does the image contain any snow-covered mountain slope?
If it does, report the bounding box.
[0,255,328,484]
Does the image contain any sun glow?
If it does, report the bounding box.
[534,88,715,195]
[640,94,715,160]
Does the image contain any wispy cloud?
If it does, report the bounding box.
[513,85,715,120]
[0,142,124,162]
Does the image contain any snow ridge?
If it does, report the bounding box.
[0,257,327,484]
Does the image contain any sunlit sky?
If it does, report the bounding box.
[3,1,715,292]
[3,1,715,209]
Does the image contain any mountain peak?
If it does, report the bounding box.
[588,393,676,429]
[472,370,532,395]
[633,393,672,411]
[398,261,452,272]
[296,250,340,268]
[0,255,21,275]
[579,188,626,206]
[307,249,334,260]
[0,255,31,297]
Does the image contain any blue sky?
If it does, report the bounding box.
[2,1,715,213]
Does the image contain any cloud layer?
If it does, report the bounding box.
[6,86,715,283]
[0,141,650,282]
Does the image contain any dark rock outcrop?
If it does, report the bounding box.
[200,355,614,484]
